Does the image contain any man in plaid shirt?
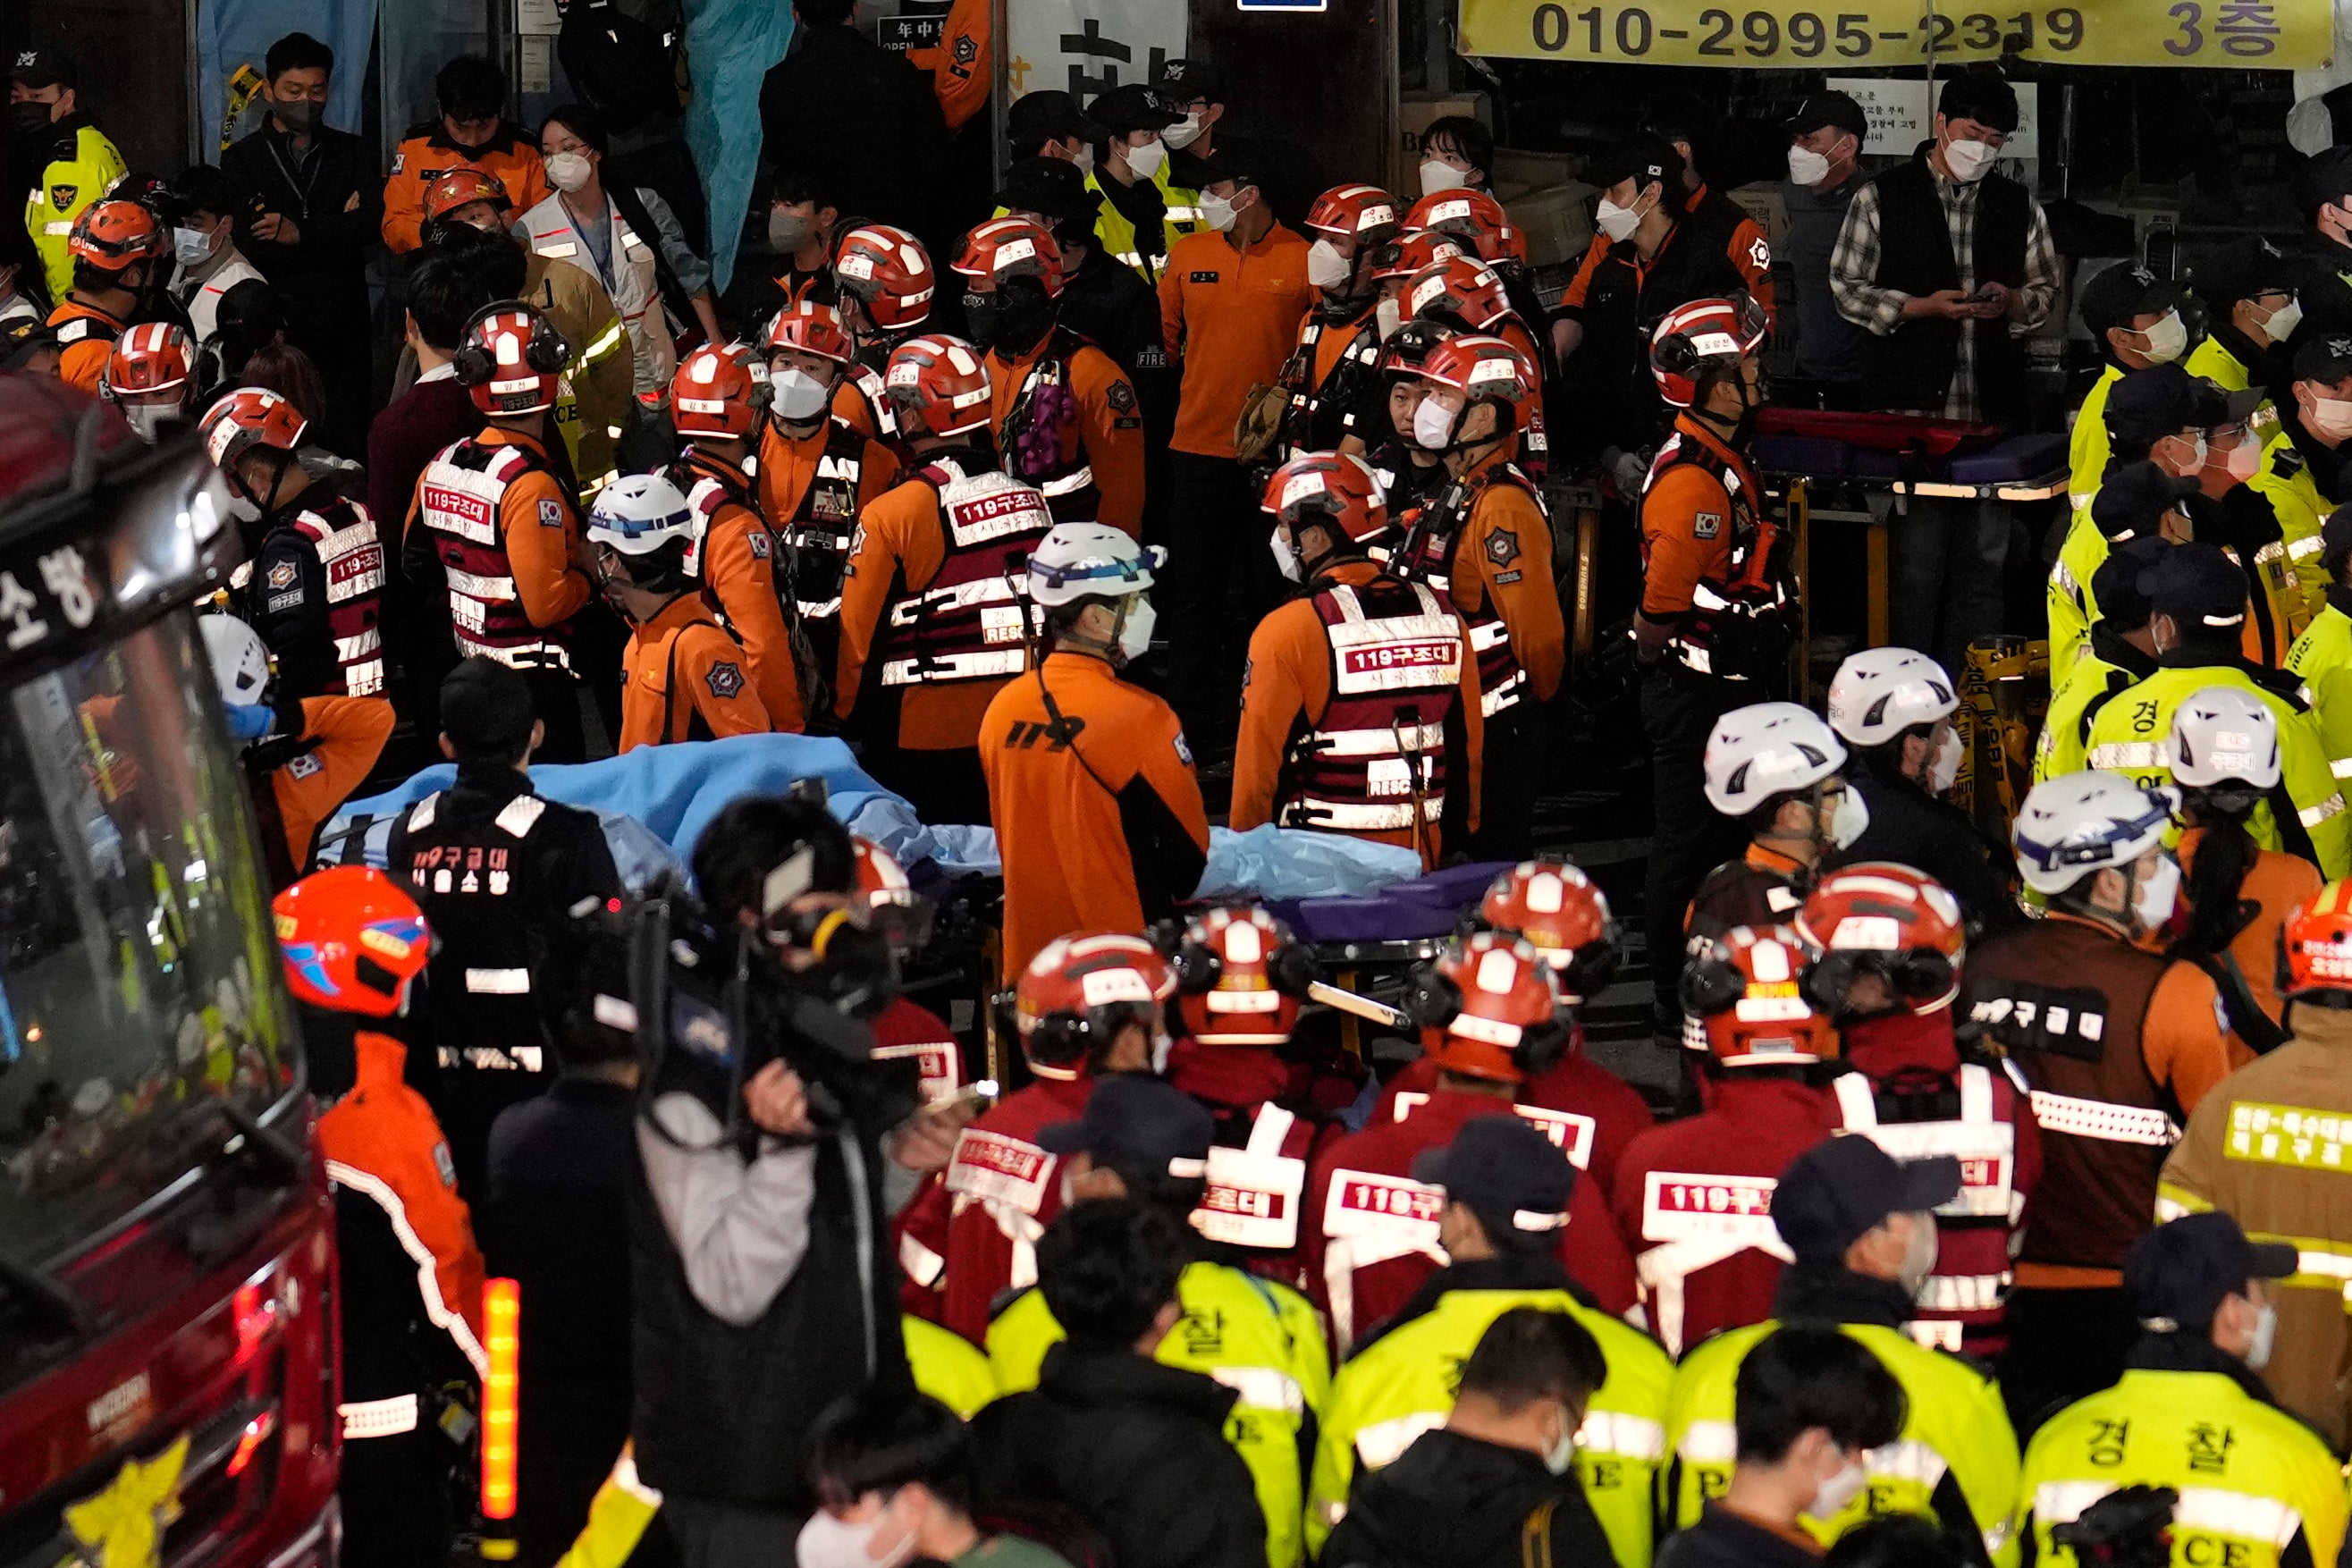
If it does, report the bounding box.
[1830,66,2059,670]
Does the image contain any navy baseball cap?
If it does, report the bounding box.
[8,46,76,90]
[995,156,1095,223]
[1771,1135,1960,1264]
[2141,539,2248,630]
[2092,535,2173,632]
[2091,460,2201,544]
[2079,263,2188,341]
[1786,91,1867,140]
[2192,235,2299,312]
[2125,1212,2295,1335]
[2323,503,2352,570]
[2304,146,2352,212]
[2293,333,2352,386]
[1038,1075,1213,1180]
[1007,91,1093,152]
[1589,133,1682,197]
[1412,1115,1575,1252]
[1087,83,1183,137]
[1151,57,1227,105]
[2104,365,2248,449]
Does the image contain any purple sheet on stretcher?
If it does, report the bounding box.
[1263,861,1519,944]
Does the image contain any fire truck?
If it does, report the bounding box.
[0,380,340,1565]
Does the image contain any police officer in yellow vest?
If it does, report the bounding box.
[905,1314,997,1420]
[9,47,125,304]
[1661,1136,2023,1564]
[2019,1213,2346,1568]
[1082,85,1205,286]
[2251,334,2352,620]
[986,1074,1329,1568]
[2284,506,2352,774]
[1306,1117,1672,1568]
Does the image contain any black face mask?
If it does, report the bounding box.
[274,98,324,134]
[964,283,1056,354]
[10,102,56,137]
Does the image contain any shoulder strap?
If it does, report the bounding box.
[1521,1501,1556,1568]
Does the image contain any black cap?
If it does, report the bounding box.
[1007,90,1092,152]
[1785,91,1867,140]
[995,157,1096,223]
[0,319,58,372]
[8,46,76,90]
[2091,535,2173,632]
[1769,1136,1960,1265]
[2192,235,2299,312]
[1087,82,1183,136]
[439,656,539,758]
[2294,333,2352,386]
[1038,1075,1214,1180]
[2142,539,2249,629]
[2306,146,2352,211]
[2324,504,2352,571]
[2092,459,2202,544]
[2078,263,2188,341]
[1412,1115,1575,1252]
[1188,145,1259,193]
[2124,1211,2295,1336]
[2104,364,2232,450]
[1151,57,1227,105]
[1589,132,1682,197]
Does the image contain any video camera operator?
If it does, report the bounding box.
[627,794,931,1564]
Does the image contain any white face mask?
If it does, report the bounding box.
[1828,785,1871,850]
[1420,158,1470,197]
[1163,111,1205,150]
[173,225,216,267]
[1786,145,1832,187]
[1118,595,1156,662]
[1927,726,1962,796]
[1151,1027,1175,1075]
[1269,526,1302,583]
[2248,1301,2279,1369]
[1541,1409,1579,1476]
[2308,392,2352,441]
[2137,310,2190,366]
[796,1503,919,1568]
[1071,142,1094,175]
[2162,429,2209,475]
[1897,1214,1939,1297]
[1412,396,1458,451]
[2261,297,2304,343]
[1307,238,1353,291]
[227,494,262,524]
[545,150,594,194]
[2224,434,2262,484]
[1595,195,1645,243]
[1803,1459,1870,1522]
[1201,190,1242,232]
[1123,136,1167,180]
[771,367,830,423]
[1375,296,1404,341]
[123,401,180,444]
[2133,854,2181,932]
[1942,137,1998,183]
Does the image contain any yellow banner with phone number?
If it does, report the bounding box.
[1456,0,2333,69]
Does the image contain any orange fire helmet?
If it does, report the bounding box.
[1172,906,1318,1046]
[882,333,993,439]
[452,303,569,417]
[68,199,162,273]
[1261,451,1389,545]
[1404,255,1513,333]
[1407,932,1569,1085]
[950,216,1066,299]
[834,223,936,330]
[1679,924,1838,1068]
[1479,858,1620,1004]
[273,866,434,1019]
[764,298,856,366]
[1014,932,1177,1074]
[852,836,935,955]
[1306,183,1404,248]
[425,164,512,223]
[105,322,194,399]
[198,386,309,470]
[1795,863,1967,1018]
[2280,880,2352,1001]
[670,344,763,443]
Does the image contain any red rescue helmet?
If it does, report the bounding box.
[670,344,763,442]
[1014,932,1177,1074]
[1680,924,1839,1068]
[69,199,163,273]
[104,322,194,399]
[851,837,936,956]
[1479,858,1620,1004]
[950,216,1066,299]
[1403,256,1513,333]
[1171,906,1317,1047]
[1369,229,1467,287]
[272,866,434,1019]
[763,298,856,366]
[1649,292,1770,409]
[198,386,309,470]
[1379,318,1456,377]
[1305,183,1404,248]
[1261,451,1389,544]
[1795,864,1968,1018]
[882,333,993,439]
[452,303,570,417]
[1404,190,1522,267]
[2280,881,2352,1002]
[1407,933,1570,1085]
[425,164,512,223]
[834,223,936,330]
[1420,333,1538,435]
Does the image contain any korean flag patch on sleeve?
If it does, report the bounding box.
[539,497,566,529]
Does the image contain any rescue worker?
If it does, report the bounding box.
[1231,450,1482,868]
[1686,704,1864,965]
[1800,864,2040,1358]
[831,222,936,451]
[1274,183,1402,459]
[586,473,771,748]
[10,46,125,302]
[1391,333,1564,862]
[200,386,388,700]
[1613,923,1839,1355]
[2251,333,2352,615]
[2185,234,2299,407]
[1083,83,1203,284]
[2160,881,2352,1447]
[896,932,1176,1342]
[383,656,623,1209]
[1400,255,1549,482]
[2019,1214,2345,1568]
[665,344,805,731]
[1305,1115,1673,1568]
[46,198,162,392]
[2068,264,2198,514]
[100,319,195,444]
[1644,100,1780,317]
[1638,294,1798,1014]
[1378,858,1655,1209]
[422,166,633,499]
[756,299,903,723]
[2037,535,2171,784]
[1824,646,2017,923]
[2166,689,2322,1055]
[979,523,1210,981]
[1659,1136,2022,1560]
[383,55,552,253]
[2082,543,2350,877]
[1969,771,2240,1426]
[1303,933,1640,1355]
[850,836,968,1108]
[203,611,395,884]
[2285,505,2352,770]
[403,303,598,762]
[1362,319,1456,540]
[986,1074,1329,1568]
[836,333,1053,824]
[272,867,486,1568]
[951,214,1145,533]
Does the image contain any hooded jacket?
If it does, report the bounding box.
[1320,1428,1616,1568]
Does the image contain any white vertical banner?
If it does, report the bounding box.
[1004,2,1189,106]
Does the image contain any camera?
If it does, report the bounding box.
[2050,1485,2177,1568]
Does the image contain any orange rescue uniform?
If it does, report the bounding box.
[987,334,1147,536]
[980,652,1212,981]
[833,469,1006,750]
[2177,825,2322,1051]
[1685,182,1776,318]
[404,427,594,639]
[47,299,122,392]
[679,447,805,733]
[1231,558,1485,866]
[1442,443,1566,703]
[273,695,396,870]
[1158,223,1314,458]
[1640,413,1752,624]
[757,417,902,526]
[906,0,992,131]
[381,126,552,254]
[618,593,771,750]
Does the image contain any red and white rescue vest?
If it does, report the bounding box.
[1196,1104,1311,1252]
[1634,1170,1790,1357]
[1393,464,1543,718]
[874,459,1052,688]
[1277,577,1462,834]
[417,439,572,670]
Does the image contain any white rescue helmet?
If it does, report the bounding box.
[1825,647,1958,749]
[2170,686,2282,791]
[1027,522,1164,607]
[200,613,271,707]
[2013,771,2179,895]
[1703,702,1848,817]
[586,474,696,555]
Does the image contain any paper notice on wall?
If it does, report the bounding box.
[521,35,554,93]
[1828,76,2041,159]
[517,0,561,36]
[1005,1,1188,105]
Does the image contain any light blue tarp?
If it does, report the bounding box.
[680,0,794,292]
[195,0,380,159]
